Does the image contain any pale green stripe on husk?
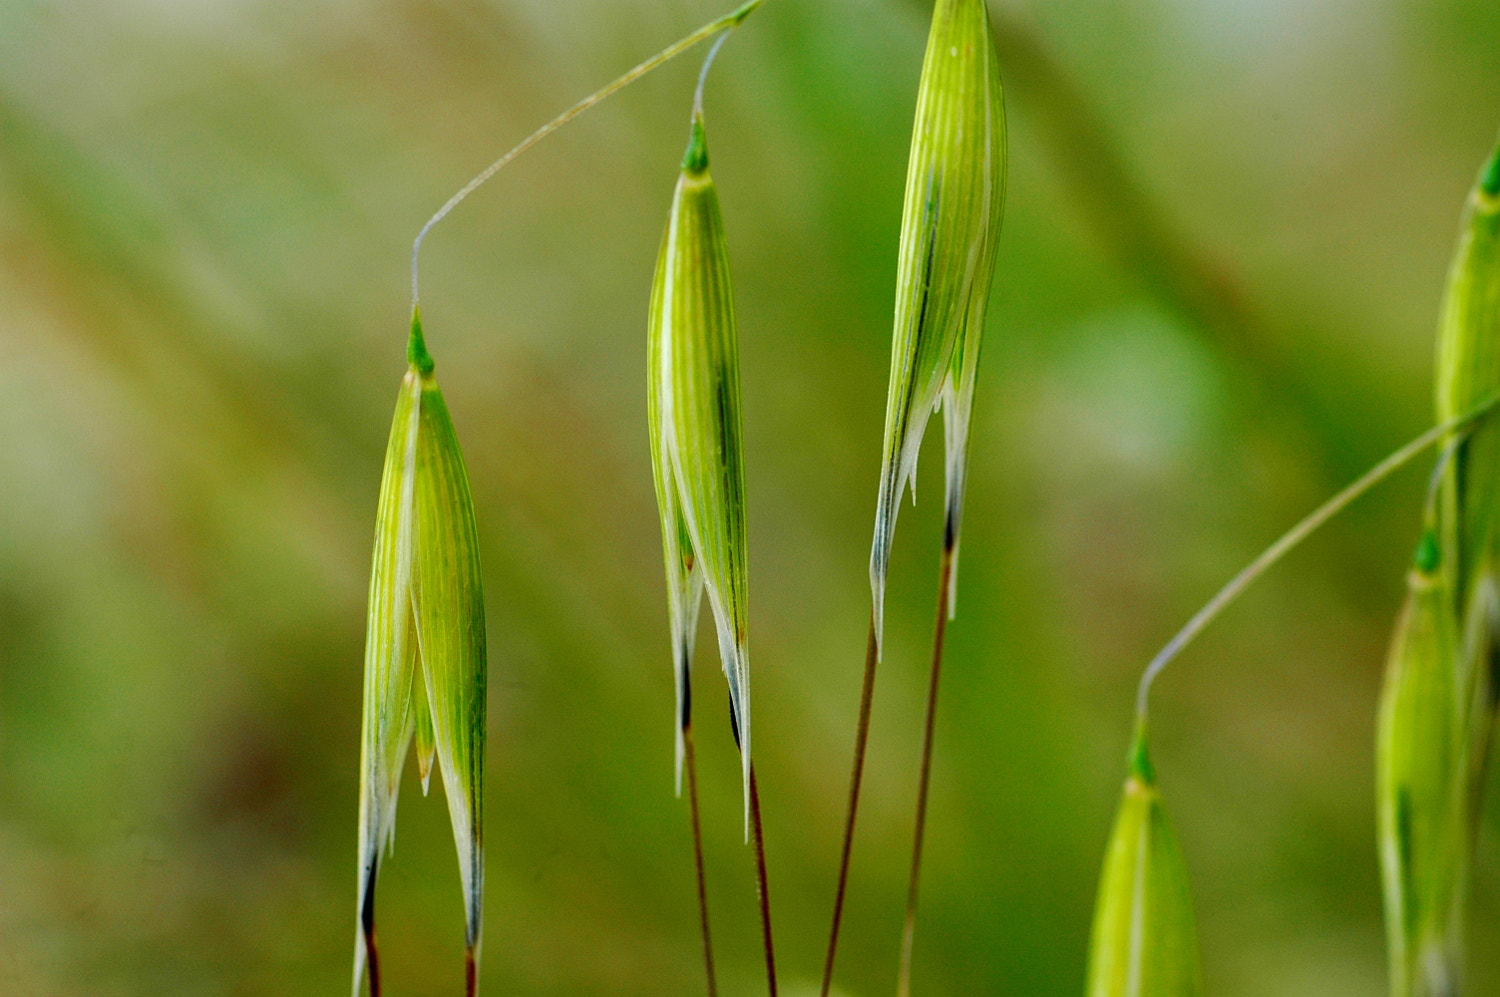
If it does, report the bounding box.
[870,0,1006,651]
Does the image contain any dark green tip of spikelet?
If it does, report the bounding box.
[725,0,764,26]
[1414,527,1441,574]
[1128,719,1156,785]
[1483,144,1500,197]
[407,305,435,375]
[682,112,709,175]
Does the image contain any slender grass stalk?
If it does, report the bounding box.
[895,542,955,997]
[1135,390,1500,723]
[360,874,381,997]
[683,723,718,997]
[819,612,879,997]
[408,0,765,307]
[749,765,779,997]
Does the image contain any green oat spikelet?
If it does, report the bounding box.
[1378,519,1470,997]
[1436,140,1500,608]
[1434,140,1500,738]
[1377,139,1500,997]
[1084,725,1202,997]
[355,308,487,996]
[870,0,1006,650]
[648,106,753,829]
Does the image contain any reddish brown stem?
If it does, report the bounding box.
[895,544,955,997]
[684,723,719,997]
[749,765,778,997]
[819,612,880,997]
[360,861,382,997]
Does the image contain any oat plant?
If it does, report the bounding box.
[354,4,765,994]
[820,1,1007,993]
[647,31,778,997]
[355,311,486,997]
[1080,401,1500,997]
[1377,140,1500,997]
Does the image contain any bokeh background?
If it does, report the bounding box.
[3,0,1500,993]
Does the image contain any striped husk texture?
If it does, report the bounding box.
[1378,525,1469,997]
[355,312,486,995]
[1085,729,1202,997]
[648,111,752,830]
[1378,141,1500,997]
[870,0,1006,651]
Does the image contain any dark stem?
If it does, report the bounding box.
[361,863,381,997]
[684,723,718,997]
[895,544,955,997]
[819,612,881,997]
[465,945,477,997]
[749,765,778,997]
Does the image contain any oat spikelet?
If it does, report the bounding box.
[355,310,486,996]
[870,0,1006,653]
[648,109,753,832]
[1085,726,1202,997]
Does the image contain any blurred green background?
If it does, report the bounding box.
[3,0,1500,994]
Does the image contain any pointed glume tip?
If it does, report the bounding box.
[682,114,710,175]
[408,306,436,375]
[1484,146,1500,198]
[1414,528,1440,574]
[1128,722,1156,786]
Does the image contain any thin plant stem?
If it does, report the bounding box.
[465,948,477,997]
[410,0,765,307]
[748,765,778,997]
[820,612,880,997]
[895,542,955,997]
[1135,390,1500,722]
[684,723,718,997]
[361,863,381,997]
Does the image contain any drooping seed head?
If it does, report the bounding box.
[1375,144,1500,997]
[648,110,752,830]
[870,0,1006,651]
[1434,140,1500,614]
[356,308,487,995]
[1377,524,1470,997]
[1084,726,1202,997]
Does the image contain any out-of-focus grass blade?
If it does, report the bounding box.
[648,110,752,828]
[1378,523,1469,997]
[869,0,1006,651]
[1085,727,1202,997]
[354,311,487,996]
